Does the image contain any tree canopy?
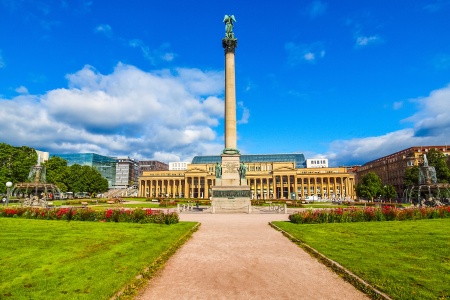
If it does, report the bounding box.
[0,143,37,193]
[44,157,109,194]
[426,149,450,183]
[355,172,383,201]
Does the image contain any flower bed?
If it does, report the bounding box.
[0,207,179,224]
[289,206,450,224]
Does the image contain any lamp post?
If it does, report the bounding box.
[6,181,13,206]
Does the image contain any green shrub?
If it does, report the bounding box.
[289,206,450,224]
[0,207,179,225]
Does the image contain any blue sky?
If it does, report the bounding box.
[1,0,450,166]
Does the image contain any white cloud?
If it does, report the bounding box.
[325,84,450,166]
[285,42,325,65]
[355,35,383,47]
[0,63,225,161]
[15,86,29,94]
[237,101,250,125]
[129,39,176,65]
[94,24,112,37]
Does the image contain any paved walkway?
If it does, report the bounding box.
[136,213,368,300]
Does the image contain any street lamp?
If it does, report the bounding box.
[5,181,13,206]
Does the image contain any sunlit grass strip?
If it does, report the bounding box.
[0,218,198,300]
[289,206,450,224]
[272,219,450,300]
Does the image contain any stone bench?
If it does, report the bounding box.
[107,200,115,205]
[81,201,88,208]
[47,201,54,207]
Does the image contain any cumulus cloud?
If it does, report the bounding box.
[0,63,225,161]
[285,42,325,65]
[325,84,450,166]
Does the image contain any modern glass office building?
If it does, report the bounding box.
[192,153,307,169]
[52,153,117,188]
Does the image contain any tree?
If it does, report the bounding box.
[426,149,450,183]
[65,164,108,194]
[356,172,383,201]
[0,143,37,193]
[404,166,419,187]
[43,156,69,192]
[382,184,397,201]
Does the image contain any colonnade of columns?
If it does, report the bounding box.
[248,175,354,200]
[139,173,355,200]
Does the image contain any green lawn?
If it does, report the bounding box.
[273,219,450,300]
[0,218,197,300]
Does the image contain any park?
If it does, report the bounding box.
[1,11,450,300]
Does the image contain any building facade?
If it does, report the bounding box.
[138,160,169,175]
[306,158,328,168]
[115,157,139,189]
[356,146,450,199]
[169,162,189,170]
[52,153,117,188]
[139,154,355,200]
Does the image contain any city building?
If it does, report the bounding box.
[306,158,328,168]
[169,162,189,170]
[35,150,49,164]
[52,153,117,188]
[138,153,355,200]
[356,145,450,199]
[115,157,139,189]
[138,160,169,174]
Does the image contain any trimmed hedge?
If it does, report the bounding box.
[0,207,179,224]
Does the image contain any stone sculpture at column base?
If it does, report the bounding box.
[211,153,251,213]
[211,186,251,213]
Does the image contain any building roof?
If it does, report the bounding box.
[192,153,306,168]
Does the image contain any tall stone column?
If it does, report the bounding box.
[210,15,251,213]
[223,38,238,151]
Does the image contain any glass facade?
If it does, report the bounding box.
[52,153,117,188]
[191,153,306,169]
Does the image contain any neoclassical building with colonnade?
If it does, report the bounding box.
[138,153,355,200]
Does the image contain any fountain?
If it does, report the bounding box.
[405,154,450,206]
[11,154,61,207]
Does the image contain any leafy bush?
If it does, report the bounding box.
[0,207,179,225]
[289,206,450,224]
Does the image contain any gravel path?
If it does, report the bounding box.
[135,213,368,300]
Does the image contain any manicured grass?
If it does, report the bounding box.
[121,203,163,208]
[0,218,197,300]
[273,219,450,300]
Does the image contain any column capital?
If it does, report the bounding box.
[222,38,238,54]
